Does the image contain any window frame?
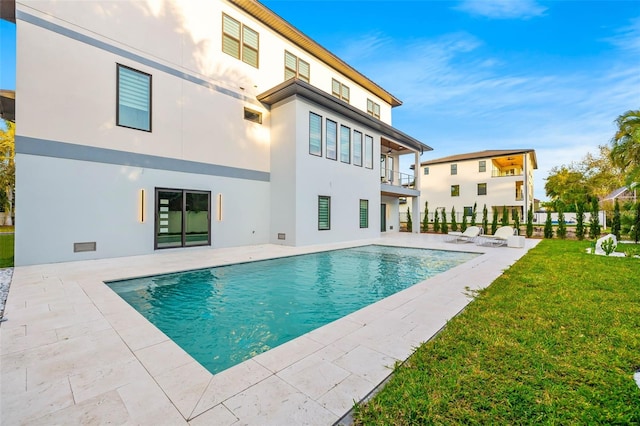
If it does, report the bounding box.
[340,125,351,164]
[478,183,487,196]
[423,166,429,175]
[451,164,457,175]
[117,64,152,132]
[353,130,363,167]
[244,107,262,124]
[364,135,374,169]
[451,185,460,197]
[284,50,310,82]
[222,13,259,68]
[359,199,369,228]
[332,78,350,103]
[154,187,211,250]
[325,119,338,161]
[318,195,331,230]
[309,112,322,157]
[479,160,486,173]
[367,99,381,119]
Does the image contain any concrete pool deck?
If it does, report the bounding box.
[1,233,540,425]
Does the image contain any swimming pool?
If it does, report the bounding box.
[107,245,478,374]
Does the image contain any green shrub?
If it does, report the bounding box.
[491,208,498,235]
[544,210,554,238]
[576,202,586,240]
[482,204,488,234]
[434,209,440,233]
[557,205,567,239]
[422,201,429,233]
[501,205,509,227]
[526,203,534,238]
[450,207,458,232]
[612,199,621,239]
[471,202,477,227]
[589,198,600,239]
[441,209,448,234]
[406,207,412,232]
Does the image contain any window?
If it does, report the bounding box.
[464,206,473,217]
[423,167,429,175]
[365,135,374,169]
[340,125,351,163]
[244,107,262,124]
[326,119,337,160]
[367,99,380,119]
[331,79,350,102]
[451,185,460,197]
[478,183,487,195]
[284,51,310,82]
[309,112,322,156]
[318,196,331,230]
[117,64,151,131]
[222,14,259,68]
[451,164,457,175]
[479,160,486,172]
[155,188,211,249]
[360,199,369,228]
[353,130,363,166]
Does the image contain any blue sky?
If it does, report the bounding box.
[1,1,639,200]
[261,0,640,200]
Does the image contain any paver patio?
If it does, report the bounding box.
[0,233,539,425]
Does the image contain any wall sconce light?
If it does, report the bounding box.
[217,193,223,221]
[139,189,145,223]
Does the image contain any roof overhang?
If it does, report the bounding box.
[228,0,402,108]
[1,0,15,23]
[0,90,15,122]
[258,79,431,154]
[422,149,537,169]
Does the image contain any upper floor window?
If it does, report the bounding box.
[451,164,457,175]
[340,125,351,164]
[222,14,259,68]
[353,130,363,166]
[117,64,151,132]
[423,167,429,175]
[478,183,487,195]
[332,79,350,102]
[285,51,310,82]
[479,160,486,172]
[367,99,380,119]
[451,185,460,197]
[364,135,374,169]
[309,112,322,157]
[326,119,337,160]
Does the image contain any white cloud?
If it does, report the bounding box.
[605,16,640,54]
[455,0,547,19]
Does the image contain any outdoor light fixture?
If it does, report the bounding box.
[139,189,145,223]
[217,193,223,221]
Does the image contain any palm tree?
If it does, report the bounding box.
[610,110,640,184]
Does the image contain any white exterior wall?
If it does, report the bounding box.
[381,196,400,232]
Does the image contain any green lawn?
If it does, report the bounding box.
[0,233,14,268]
[354,239,640,424]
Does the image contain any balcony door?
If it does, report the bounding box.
[155,188,211,249]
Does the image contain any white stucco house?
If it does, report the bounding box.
[11,0,431,266]
[418,149,537,226]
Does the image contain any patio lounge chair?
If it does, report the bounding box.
[447,226,482,243]
[478,226,516,247]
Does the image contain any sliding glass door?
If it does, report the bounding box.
[155,188,211,249]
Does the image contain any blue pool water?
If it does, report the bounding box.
[107,245,478,374]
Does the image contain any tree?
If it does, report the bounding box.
[633,202,640,243]
[612,199,621,239]
[500,206,509,227]
[544,166,589,212]
[471,202,477,227]
[0,120,15,225]
[406,206,412,232]
[450,207,458,232]
[441,209,448,234]
[512,208,520,235]
[482,204,488,234]
[491,208,498,235]
[461,212,468,232]
[422,201,429,233]
[589,198,600,239]
[610,110,640,185]
[526,203,534,238]
[557,204,567,239]
[433,209,440,233]
[544,210,554,238]
[576,202,586,240]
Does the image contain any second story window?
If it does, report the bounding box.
[222,14,259,68]
[478,183,487,195]
[451,164,457,175]
[451,185,460,197]
[332,79,350,102]
[117,64,151,132]
[367,99,380,119]
[285,51,310,82]
[479,160,486,172]
[423,167,429,175]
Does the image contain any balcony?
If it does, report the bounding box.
[492,168,523,177]
[380,168,415,188]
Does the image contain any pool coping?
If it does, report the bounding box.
[0,233,540,425]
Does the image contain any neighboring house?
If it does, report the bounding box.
[418,149,537,227]
[10,0,431,266]
[602,186,638,205]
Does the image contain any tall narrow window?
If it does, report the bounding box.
[332,79,350,102]
[340,125,351,163]
[309,113,322,156]
[478,183,487,195]
[479,160,486,172]
[451,185,460,197]
[367,99,380,119]
[353,130,363,166]
[117,64,151,131]
[423,167,429,175]
[155,188,211,249]
[222,14,259,68]
[284,51,310,82]
[360,199,369,228]
[318,196,331,230]
[365,135,374,169]
[326,119,337,160]
[451,164,457,175]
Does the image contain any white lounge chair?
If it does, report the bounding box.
[478,226,516,247]
[447,226,482,243]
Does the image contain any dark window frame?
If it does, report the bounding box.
[244,107,262,124]
[451,185,460,197]
[340,125,351,164]
[154,187,211,250]
[359,199,369,228]
[309,112,322,157]
[479,160,486,173]
[478,183,487,196]
[353,130,363,167]
[451,164,457,175]
[423,166,429,175]
[364,134,374,169]
[116,64,152,132]
[318,195,331,230]
[326,119,338,161]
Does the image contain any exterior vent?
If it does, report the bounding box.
[277,233,286,240]
[74,242,96,253]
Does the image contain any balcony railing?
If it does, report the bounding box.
[380,168,415,188]
[492,169,523,177]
